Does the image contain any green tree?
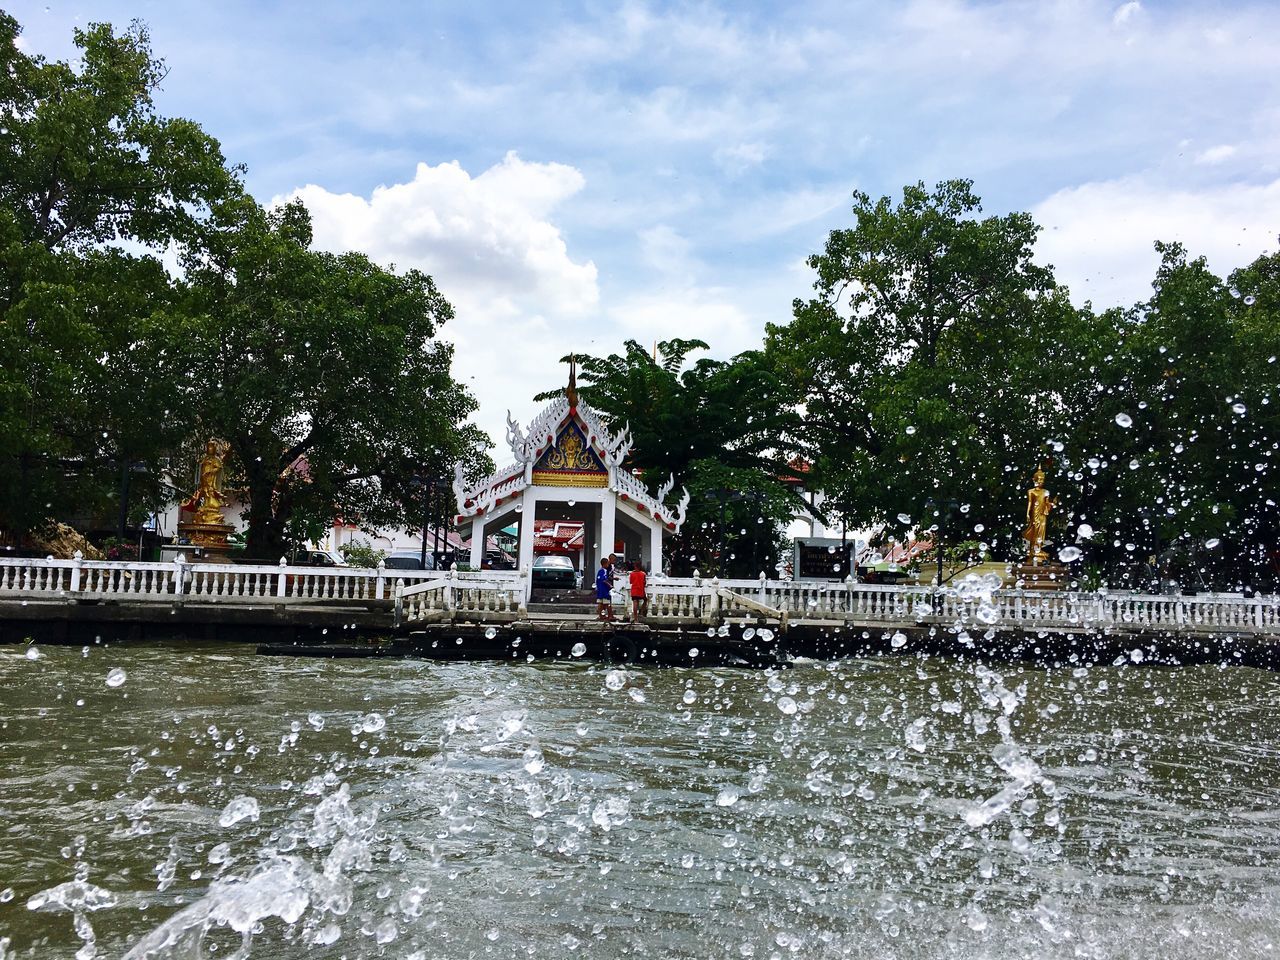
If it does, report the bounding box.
[1066,244,1280,591]
[167,198,489,560]
[767,179,1098,563]
[0,12,237,534]
[538,340,802,576]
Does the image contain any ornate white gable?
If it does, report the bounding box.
[453,367,689,533]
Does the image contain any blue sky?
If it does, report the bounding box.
[16,1,1280,444]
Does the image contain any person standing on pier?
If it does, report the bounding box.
[629,561,648,622]
[596,558,614,621]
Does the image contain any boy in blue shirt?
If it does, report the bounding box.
[595,558,613,621]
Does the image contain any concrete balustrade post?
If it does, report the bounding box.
[70,551,83,593]
[375,559,386,600]
[709,577,720,624]
[172,554,185,595]
[277,557,288,598]
[759,571,767,604]
[845,575,854,617]
[445,565,457,614]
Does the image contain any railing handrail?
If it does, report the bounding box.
[3,557,1277,634]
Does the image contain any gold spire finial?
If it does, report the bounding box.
[566,353,579,408]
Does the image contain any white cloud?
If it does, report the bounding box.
[714,141,768,176]
[1112,2,1142,27]
[1194,144,1237,165]
[279,152,597,315]
[275,153,599,447]
[608,292,758,356]
[1033,176,1280,309]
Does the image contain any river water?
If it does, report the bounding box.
[1,641,1278,959]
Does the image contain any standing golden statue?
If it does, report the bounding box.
[1022,467,1057,565]
[182,439,231,525]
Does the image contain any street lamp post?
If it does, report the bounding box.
[117,460,147,543]
[410,475,451,569]
[924,497,961,598]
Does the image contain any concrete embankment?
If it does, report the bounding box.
[4,598,1276,669]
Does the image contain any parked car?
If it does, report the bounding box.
[383,552,437,571]
[291,549,347,567]
[531,554,577,590]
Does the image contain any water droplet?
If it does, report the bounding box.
[715,786,742,807]
[905,425,917,435]
[571,642,587,657]
[776,696,798,715]
[1232,402,1247,415]
[484,626,498,640]
[604,669,627,691]
[1244,294,1256,306]
[1058,546,1082,562]
[105,667,127,688]
[1077,523,1094,539]
[890,632,907,649]
[360,712,386,733]
[217,795,260,827]
[1114,412,1133,428]
[897,513,912,524]
[682,689,697,705]
[1205,538,1221,550]
[25,646,41,661]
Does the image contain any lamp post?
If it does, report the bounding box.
[117,460,148,542]
[923,497,961,594]
[409,475,452,570]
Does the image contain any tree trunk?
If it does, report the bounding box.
[242,459,286,561]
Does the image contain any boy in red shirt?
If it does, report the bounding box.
[628,561,648,622]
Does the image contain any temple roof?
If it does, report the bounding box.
[452,368,689,532]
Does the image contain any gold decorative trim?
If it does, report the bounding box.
[532,471,608,488]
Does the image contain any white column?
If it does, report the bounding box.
[518,488,537,572]
[470,516,486,569]
[649,524,663,574]
[601,496,616,566]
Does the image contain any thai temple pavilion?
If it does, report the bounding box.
[453,364,689,574]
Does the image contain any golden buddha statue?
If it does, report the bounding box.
[1023,467,1056,565]
[183,439,230,526]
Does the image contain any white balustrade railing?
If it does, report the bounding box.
[0,555,442,603]
[397,568,527,624]
[3,556,1277,636]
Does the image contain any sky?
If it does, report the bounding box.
[15,0,1280,448]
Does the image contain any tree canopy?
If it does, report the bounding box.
[767,181,1279,591]
[166,198,488,559]
[0,12,486,556]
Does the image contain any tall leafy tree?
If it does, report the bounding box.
[167,198,489,560]
[1066,244,1280,590]
[767,179,1098,562]
[0,12,237,534]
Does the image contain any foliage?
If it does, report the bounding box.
[164,198,490,560]
[769,180,1279,591]
[339,539,386,569]
[537,340,802,576]
[768,180,1111,564]
[0,12,237,534]
[1058,244,1280,590]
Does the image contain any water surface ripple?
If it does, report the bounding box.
[1,642,1278,958]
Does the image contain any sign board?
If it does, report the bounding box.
[793,538,858,581]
